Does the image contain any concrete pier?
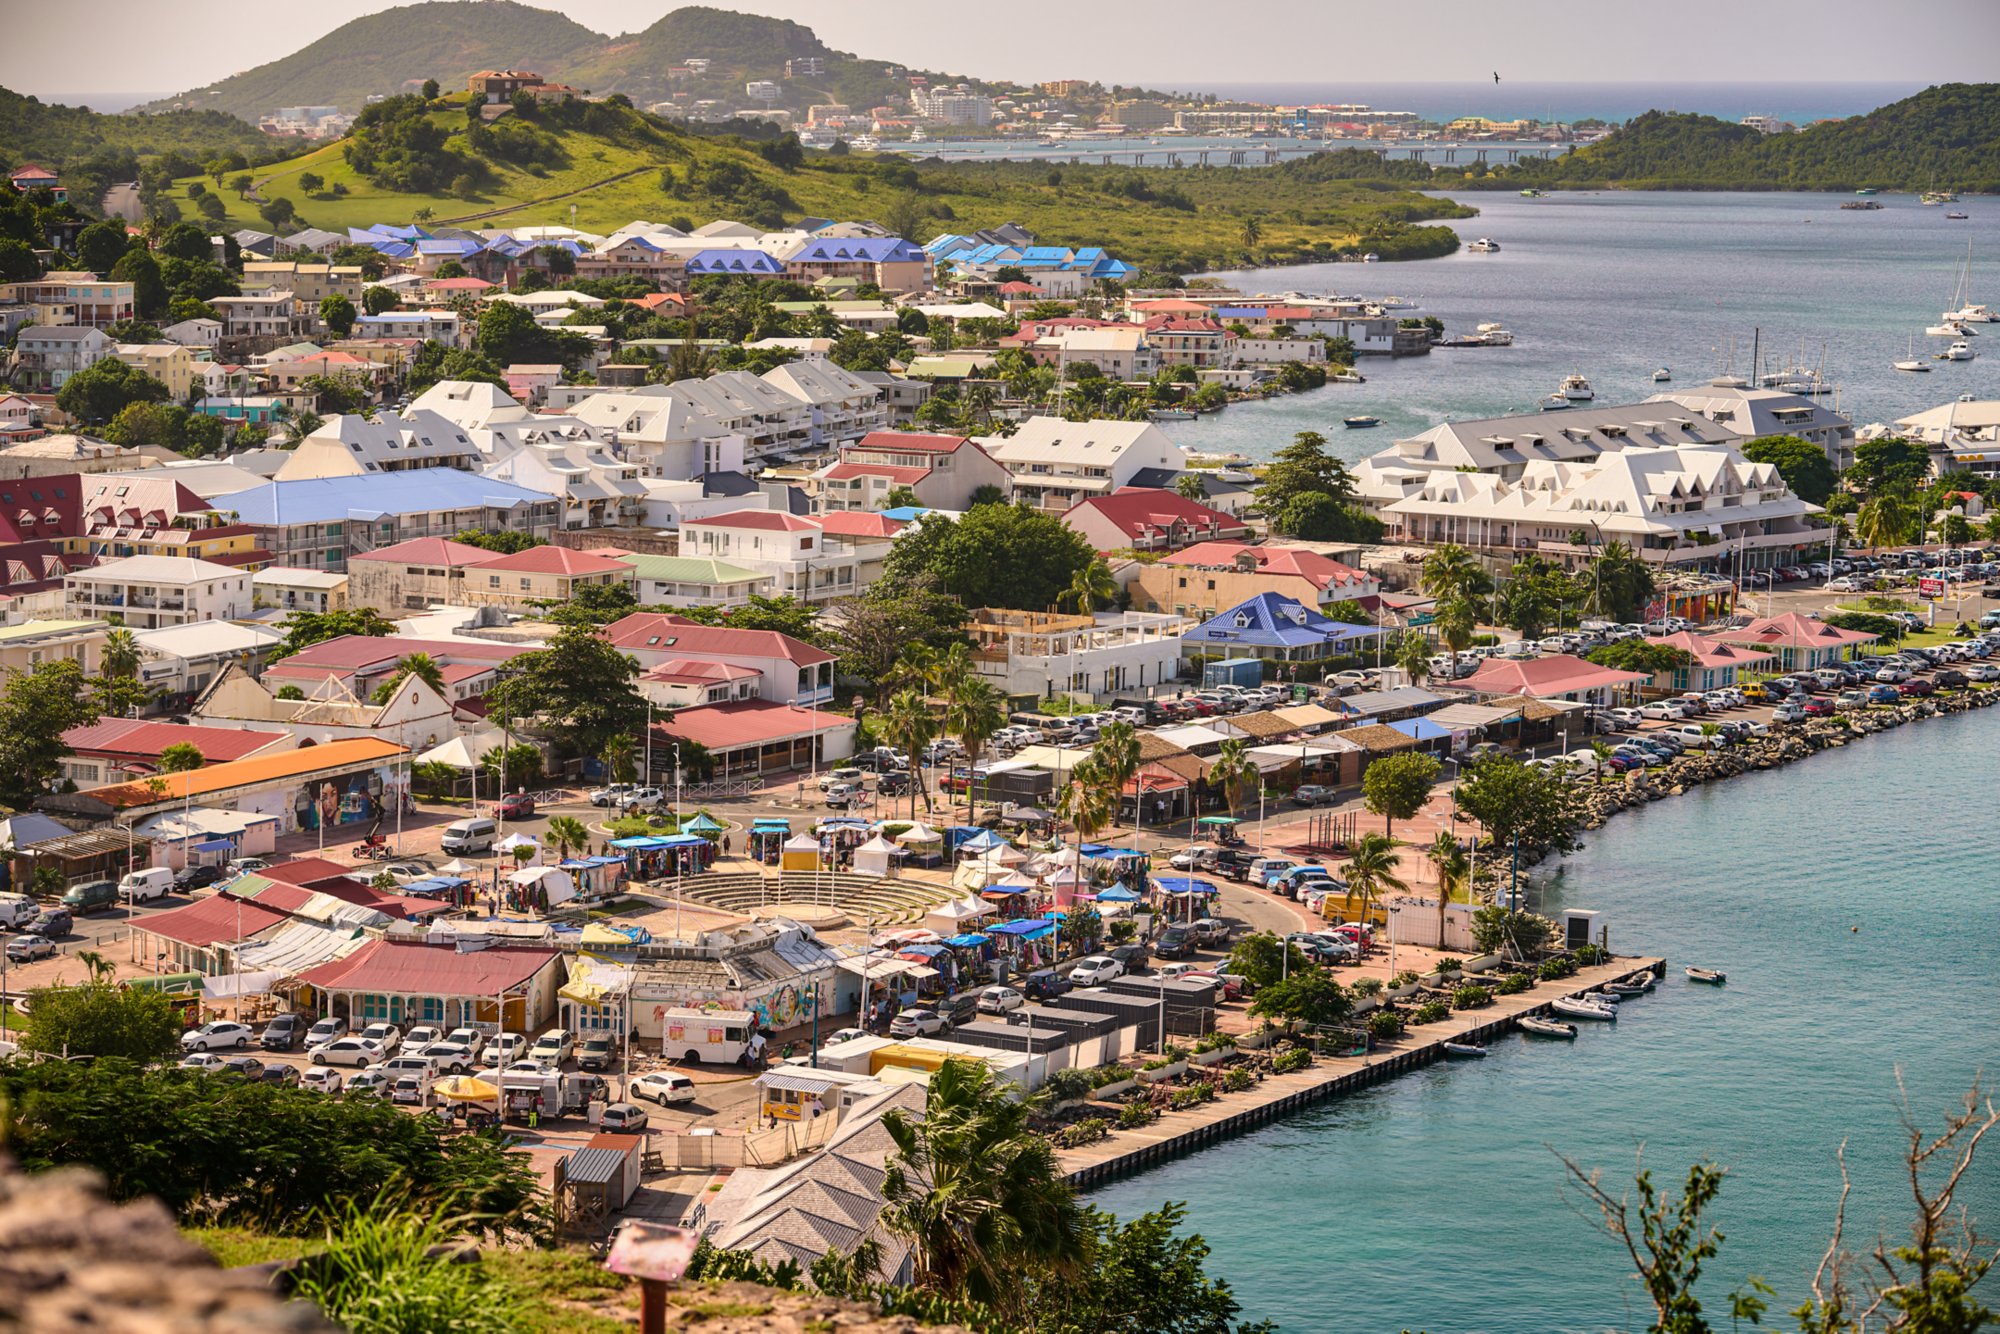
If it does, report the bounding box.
[1060,956,1666,1187]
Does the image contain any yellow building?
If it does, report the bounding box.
[0,618,106,676]
[113,343,197,400]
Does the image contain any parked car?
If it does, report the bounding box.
[1291,784,1335,806]
[258,1064,302,1088]
[1934,669,1969,689]
[182,1021,256,1052]
[175,864,224,891]
[311,1037,386,1068]
[1068,955,1126,985]
[616,787,666,811]
[1154,926,1194,959]
[600,1102,649,1132]
[300,1067,344,1094]
[1899,678,1937,697]
[261,1014,307,1051]
[1187,917,1231,946]
[416,1042,477,1074]
[492,792,536,820]
[344,1069,394,1097]
[588,783,634,807]
[359,1023,402,1054]
[480,1032,527,1066]
[5,934,55,962]
[304,1017,348,1050]
[528,1028,576,1065]
[976,985,1026,1015]
[217,1054,265,1079]
[1021,968,1070,1002]
[630,1072,698,1105]
[889,1008,951,1038]
[576,1036,616,1071]
[180,1052,227,1072]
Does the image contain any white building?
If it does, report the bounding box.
[567,388,745,480]
[973,416,1188,511]
[481,444,648,529]
[65,555,255,630]
[758,360,888,446]
[274,410,484,481]
[677,510,861,604]
[967,608,1193,700]
[1645,384,1857,471]
[1378,444,1823,572]
[134,621,286,701]
[1886,398,2000,477]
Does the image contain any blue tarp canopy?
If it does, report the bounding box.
[399,876,469,896]
[655,834,708,847]
[1094,884,1141,902]
[944,933,991,947]
[191,838,235,852]
[1153,876,1219,896]
[897,943,947,958]
[609,836,665,849]
[988,918,1053,938]
[751,819,791,829]
[1077,843,1141,859]
[561,855,625,868]
[960,830,1005,851]
[1389,718,1454,741]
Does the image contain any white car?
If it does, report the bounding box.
[359,1022,401,1054]
[180,1052,228,1071]
[303,1017,347,1049]
[975,985,1026,1015]
[415,1041,478,1074]
[589,783,634,807]
[443,1027,485,1050]
[1069,955,1125,985]
[182,1021,255,1052]
[1153,962,1202,982]
[403,1026,444,1050]
[630,1071,699,1105]
[1639,701,1686,720]
[529,1028,575,1065]
[481,1032,527,1066]
[820,1027,868,1047]
[310,1037,386,1068]
[300,1067,344,1093]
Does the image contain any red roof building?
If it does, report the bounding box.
[62,718,292,784]
[1644,632,1776,693]
[812,511,907,541]
[649,699,853,776]
[1452,653,1647,704]
[1711,613,1878,671]
[298,937,566,1032]
[1061,487,1251,554]
[814,430,1013,513]
[604,611,835,706]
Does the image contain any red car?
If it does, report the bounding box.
[1800,698,1835,717]
[492,793,536,819]
[1898,678,1937,697]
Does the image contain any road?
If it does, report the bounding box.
[100,182,142,224]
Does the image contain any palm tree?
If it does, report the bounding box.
[1582,540,1656,623]
[943,678,1004,821]
[1433,593,1478,679]
[601,734,637,785]
[885,688,937,819]
[1175,472,1210,501]
[1089,721,1142,832]
[1395,630,1431,685]
[1420,543,1493,603]
[1855,495,1908,552]
[1241,214,1264,248]
[1058,557,1116,615]
[1055,757,1115,845]
[375,651,447,702]
[413,759,460,802]
[929,641,975,696]
[76,950,114,984]
[1425,829,1468,950]
[880,1058,1084,1312]
[101,627,140,679]
[1205,738,1255,823]
[1342,831,1407,931]
[545,815,590,860]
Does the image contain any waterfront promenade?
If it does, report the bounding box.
[1059,955,1664,1186]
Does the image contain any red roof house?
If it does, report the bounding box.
[1061,487,1251,553]
[1452,653,1647,704]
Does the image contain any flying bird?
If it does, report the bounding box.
[1493,71,1502,84]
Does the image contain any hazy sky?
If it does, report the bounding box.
[5,0,1997,98]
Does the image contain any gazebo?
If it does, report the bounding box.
[682,813,726,836]
[894,822,945,868]
[852,833,903,878]
[780,833,822,873]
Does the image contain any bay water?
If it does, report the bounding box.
[1089,703,2000,1332]
[1158,190,2000,463]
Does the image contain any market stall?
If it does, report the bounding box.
[559,855,627,902]
[779,832,822,873]
[893,822,945,868]
[747,819,791,865]
[852,833,903,878]
[505,865,575,914]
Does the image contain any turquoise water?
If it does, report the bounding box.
[1160,190,2000,464]
[1089,705,2000,1332]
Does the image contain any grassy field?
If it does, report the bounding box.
[177,107,1473,271]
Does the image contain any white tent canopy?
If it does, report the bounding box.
[417,728,509,769]
[893,822,942,845]
[853,834,902,877]
[783,833,821,852]
[508,865,576,908]
[922,895,996,934]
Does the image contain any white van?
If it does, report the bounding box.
[118,867,175,904]
[440,818,498,855]
[1249,856,1301,888]
[656,1006,757,1066]
[0,892,36,928]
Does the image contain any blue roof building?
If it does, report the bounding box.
[214,473,563,571]
[685,250,784,277]
[1181,593,1379,665]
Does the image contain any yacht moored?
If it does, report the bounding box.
[1559,372,1594,401]
[1343,415,1382,428]
[1538,392,1572,411]
[1466,237,1501,253]
[1552,996,1617,1021]
[1652,367,1672,382]
[1938,340,1977,361]
[1442,1042,1488,1059]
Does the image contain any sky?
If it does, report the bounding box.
[5,0,1997,101]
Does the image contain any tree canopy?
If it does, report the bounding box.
[879,506,1097,611]
[274,607,397,659]
[0,661,99,807]
[486,623,646,758]
[1741,434,1837,507]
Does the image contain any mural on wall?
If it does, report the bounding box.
[291,765,408,831]
[643,981,822,1033]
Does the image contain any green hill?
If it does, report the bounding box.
[0,86,280,215]
[182,96,1469,273]
[137,3,1005,124]
[136,0,607,121]
[1506,83,2000,192]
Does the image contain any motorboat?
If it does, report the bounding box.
[1559,372,1594,401]
[1442,1042,1488,1058]
[1620,971,1657,992]
[1332,371,1365,383]
[1466,237,1501,253]
[1344,415,1382,428]
[1685,967,1727,985]
[1147,408,1198,421]
[1841,200,1884,210]
[1539,393,1572,411]
[1938,340,1977,361]
[1552,996,1617,1021]
[1361,252,1380,262]
[1604,980,1650,998]
[1947,212,1970,220]
[1475,322,1514,345]
[1519,187,1544,197]
[1518,1016,1577,1038]
[1652,367,1672,382]
[1926,323,1971,338]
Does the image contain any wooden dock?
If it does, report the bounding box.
[1060,957,1667,1187]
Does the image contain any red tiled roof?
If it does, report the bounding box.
[469,545,632,576]
[849,430,969,454]
[258,857,355,884]
[1160,541,1373,592]
[651,700,848,751]
[683,511,819,532]
[1455,654,1646,697]
[1066,488,1249,542]
[0,474,84,546]
[63,718,291,766]
[1718,613,1878,647]
[602,612,835,667]
[813,511,908,539]
[139,895,290,949]
[822,462,929,483]
[642,658,762,684]
[350,536,495,566]
[424,277,493,290]
[270,635,533,673]
[1647,632,1775,670]
[297,938,561,996]
[630,293,686,310]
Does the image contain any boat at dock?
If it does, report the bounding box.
[1441,323,1514,348]
[1685,967,1727,985]
[1147,408,1198,421]
[1518,1016,1577,1038]
[1539,392,1572,411]
[1442,1042,1488,1059]
[1604,980,1650,998]
[1331,371,1365,383]
[1552,996,1617,1021]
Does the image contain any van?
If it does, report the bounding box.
[60,880,119,915]
[440,818,497,855]
[118,867,175,904]
[1249,856,1301,888]
[0,892,35,929]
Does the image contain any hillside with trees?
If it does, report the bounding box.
[1504,83,2000,191]
[0,87,280,213]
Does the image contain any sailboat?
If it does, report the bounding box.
[1894,335,1931,372]
[1943,242,1995,323]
